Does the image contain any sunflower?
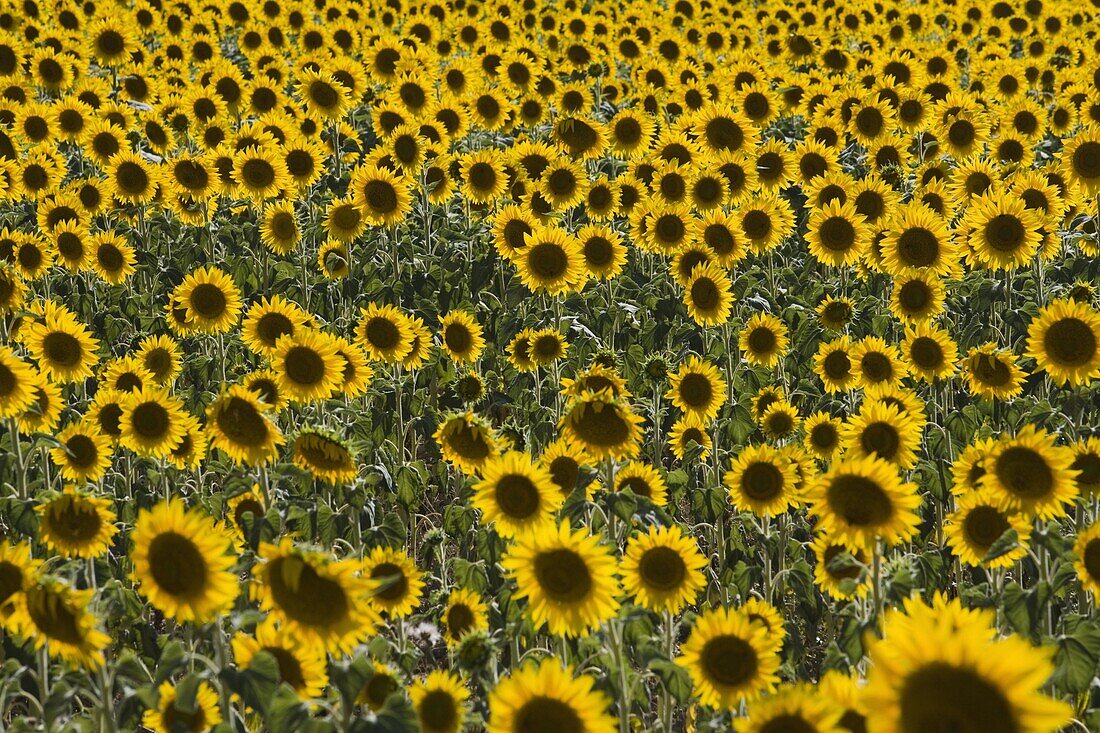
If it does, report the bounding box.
[51,421,113,483]
[560,390,644,461]
[487,660,617,733]
[442,588,489,645]
[881,203,957,277]
[981,426,1078,519]
[963,343,1026,400]
[665,356,725,421]
[435,411,501,474]
[577,225,627,280]
[36,488,117,559]
[503,520,620,637]
[760,400,801,440]
[259,201,300,255]
[811,534,870,600]
[17,372,63,435]
[539,438,592,499]
[255,539,379,653]
[332,339,373,398]
[863,595,1071,733]
[0,347,38,418]
[271,330,343,403]
[736,683,843,733]
[105,151,160,204]
[559,364,632,403]
[851,337,907,389]
[234,145,290,201]
[0,541,38,616]
[725,444,800,517]
[362,544,424,619]
[807,200,870,267]
[804,412,843,460]
[529,329,569,367]
[622,524,707,615]
[1074,522,1100,597]
[1061,125,1100,195]
[292,430,358,485]
[351,164,412,226]
[356,303,413,363]
[232,618,328,700]
[0,266,25,315]
[739,313,789,368]
[902,323,958,381]
[806,455,921,548]
[131,500,238,623]
[242,296,310,357]
[965,192,1042,271]
[669,415,713,462]
[119,387,187,458]
[439,310,486,364]
[142,679,222,733]
[206,384,284,465]
[174,266,243,334]
[7,579,108,671]
[410,671,469,733]
[678,607,781,709]
[1071,438,1100,497]
[401,316,434,370]
[21,309,100,383]
[945,487,1032,568]
[684,262,734,326]
[840,401,922,469]
[473,451,562,538]
[516,227,587,296]
[1025,298,1100,387]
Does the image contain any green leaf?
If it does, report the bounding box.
[648,659,693,703]
[1052,625,1100,694]
[982,528,1018,563]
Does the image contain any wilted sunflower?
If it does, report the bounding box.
[863,595,1070,733]
[487,660,617,733]
[945,487,1031,568]
[292,430,358,485]
[981,425,1078,519]
[739,313,789,368]
[51,421,113,483]
[559,390,644,461]
[442,588,489,646]
[206,384,284,465]
[7,579,109,671]
[622,524,707,614]
[36,488,117,559]
[806,455,921,548]
[473,451,561,538]
[143,680,222,733]
[678,607,781,709]
[362,544,424,619]
[131,500,238,623]
[1025,298,1100,387]
[435,411,501,474]
[231,617,329,700]
[503,520,620,637]
[963,342,1026,400]
[356,303,413,363]
[174,266,243,334]
[439,310,486,364]
[256,539,379,653]
[725,444,799,517]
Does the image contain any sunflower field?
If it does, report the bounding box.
[3,0,1100,731]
